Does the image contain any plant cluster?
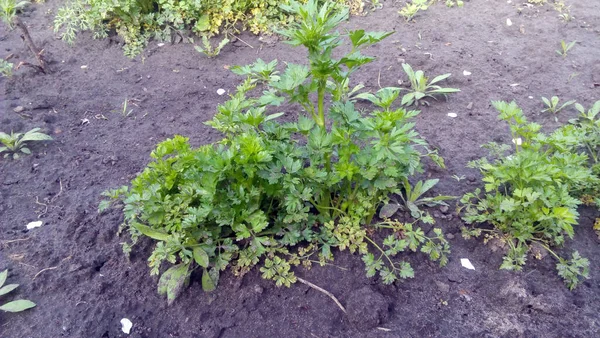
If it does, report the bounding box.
[0,128,53,159]
[0,59,13,77]
[460,100,599,289]
[101,0,452,303]
[0,269,36,313]
[0,0,29,28]
[54,0,363,57]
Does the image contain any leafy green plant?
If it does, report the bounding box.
[0,59,13,77]
[0,0,29,28]
[101,0,449,302]
[399,0,429,22]
[460,101,596,289]
[379,179,454,219]
[194,35,230,58]
[556,40,576,58]
[445,0,463,7]
[541,96,576,121]
[0,128,53,159]
[54,0,357,57]
[399,63,460,106]
[0,269,36,313]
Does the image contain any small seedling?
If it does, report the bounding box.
[194,35,230,58]
[556,40,576,58]
[445,0,464,7]
[541,96,576,119]
[379,179,454,220]
[0,127,52,159]
[399,0,429,22]
[0,59,13,77]
[400,63,460,106]
[0,269,36,313]
[0,0,29,28]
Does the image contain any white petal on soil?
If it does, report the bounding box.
[506,18,513,26]
[528,96,534,99]
[120,318,133,334]
[447,113,458,118]
[157,43,165,47]
[217,89,226,96]
[509,83,519,87]
[461,258,475,270]
[463,70,472,76]
[512,138,522,145]
[80,65,88,69]
[26,221,43,230]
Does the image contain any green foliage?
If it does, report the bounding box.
[54,0,360,57]
[399,0,429,22]
[0,269,36,313]
[0,128,53,159]
[0,59,13,77]
[194,35,230,58]
[556,40,576,58]
[0,0,29,28]
[541,96,576,115]
[399,63,460,106]
[101,0,448,302]
[444,0,463,7]
[460,100,597,289]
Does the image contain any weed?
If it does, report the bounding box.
[398,63,460,106]
[0,128,52,159]
[0,0,29,28]
[399,0,429,22]
[0,59,13,77]
[556,40,576,58]
[100,0,449,302]
[460,101,597,289]
[194,35,230,58]
[0,269,36,313]
[541,96,576,120]
[445,0,463,7]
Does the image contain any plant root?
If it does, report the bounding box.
[297,277,346,313]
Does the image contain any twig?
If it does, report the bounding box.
[297,277,346,313]
[12,17,46,73]
[32,256,72,280]
[34,196,48,218]
[230,34,254,49]
[1,237,30,245]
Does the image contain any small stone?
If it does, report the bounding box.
[463,70,472,76]
[253,285,264,294]
[435,281,450,293]
[506,18,513,26]
[446,233,455,239]
[13,106,24,113]
[447,113,458,118]
[440,205,449,214]
[433,211,442,219]
[81,65,88,69]
[217,88,226,96]
[466,102,473,110]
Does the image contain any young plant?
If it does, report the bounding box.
[0,269,36,313]
[399,0,429,22]
[379,178,454,219]
[399,63,460,106]
[194,35,230,58]
[0,59,13,77]
[460,101,596,289]
[556,40,576,58]
[445,0,464,7]
[0,0,29,28]
[541,96,576,121]
[101,0,449,302]
[0,128,53,159]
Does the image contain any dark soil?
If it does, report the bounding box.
[1,0,600,337]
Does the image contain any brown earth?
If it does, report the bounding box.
[1,0,599,337]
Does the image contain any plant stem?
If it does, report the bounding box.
[13,17,46,73]
[364,236,395,269]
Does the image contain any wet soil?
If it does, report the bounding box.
[1,0,600,337]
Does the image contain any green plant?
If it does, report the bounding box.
[0,59,13,77]
[0,0,29,28]
[556,40,576,58]
[398,63,460,106]
[460,101,596,289]
[0,128,53,159]
[399,0,429,21]
[445,0,463,7]
[194,35,230,58]
[379,179,454,219]
[541,96,576,120]
[54,0,358,57]
[101,0,449,302]
[0,269,36,313]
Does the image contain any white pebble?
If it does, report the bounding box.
[463,70,472,76]
[461,258,475,270]
[447,113,458,118]
[80,65,88,69]
[120,318,133,334]
[26,221,43,230]
[217,89,226,96]
[506,18,513,26]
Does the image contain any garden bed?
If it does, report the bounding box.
[1,0,599,337]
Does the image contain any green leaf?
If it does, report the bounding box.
[193,247,209,268]
[0,270,6,287]
[202,268,217,292]
[157,263,189,305]
[0,300,36,312]
[132,222,170,241]
[0,284,19,296]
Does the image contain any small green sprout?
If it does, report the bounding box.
[0,269,36,313]
[0,127,53,159]
[556,40,576,58]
